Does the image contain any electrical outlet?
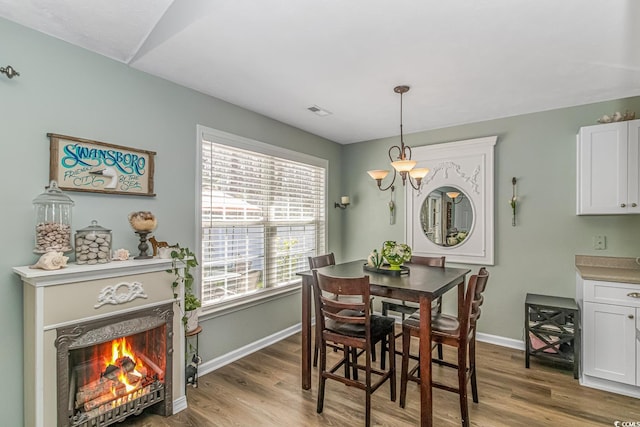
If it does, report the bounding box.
[593,235,606,250]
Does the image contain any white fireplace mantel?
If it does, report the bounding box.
[13,258,187,427]
[13,258,178,286]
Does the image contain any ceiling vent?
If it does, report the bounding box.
[307,105,332,117]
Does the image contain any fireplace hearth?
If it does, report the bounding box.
[13,259,186,427]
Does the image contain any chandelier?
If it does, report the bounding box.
[367,85,429,191]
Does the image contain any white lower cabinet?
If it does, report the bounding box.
[583,301,636,384]
[581,279,640,393]
[637,314,640,386]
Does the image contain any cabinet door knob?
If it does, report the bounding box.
[633,203,638,207]
[621,203,627,208]
[629,315,635,319]
[627,292,640,298]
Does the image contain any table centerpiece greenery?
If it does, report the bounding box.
[381,240,412,270]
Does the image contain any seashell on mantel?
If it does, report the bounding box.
[30,251,69,270]
[112,248,130,261]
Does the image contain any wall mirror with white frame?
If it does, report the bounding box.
[421,186,474,247]
[406,136,496,265]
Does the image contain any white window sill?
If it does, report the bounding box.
[198,282,302,320]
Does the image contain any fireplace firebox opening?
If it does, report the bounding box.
[55,304,174,427]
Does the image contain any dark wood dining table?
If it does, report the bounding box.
[297,259,470,427]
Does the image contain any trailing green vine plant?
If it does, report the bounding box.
[166,246,201,326]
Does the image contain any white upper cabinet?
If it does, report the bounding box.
[577,119,640,215]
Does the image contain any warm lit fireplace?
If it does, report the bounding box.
[56,304,173,426]
[13,259,186,427]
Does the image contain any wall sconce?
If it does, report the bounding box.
[335,196,350,209]
[510,177,517,226]
[0,65,20,79]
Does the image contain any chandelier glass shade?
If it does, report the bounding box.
[446,191,464,204]
[446,191,460,199]
[367,85,428,191]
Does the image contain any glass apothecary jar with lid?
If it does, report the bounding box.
[33,180,74,254]
[75,220,112,265]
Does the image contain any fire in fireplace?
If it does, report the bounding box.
[71,332,164,419]
[55,304,174,427]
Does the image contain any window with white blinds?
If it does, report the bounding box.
[199,127,327,306]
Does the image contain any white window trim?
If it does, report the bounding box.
[196,125,328,315]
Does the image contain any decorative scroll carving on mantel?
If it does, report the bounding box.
[94,281,148,308]
[422,161,481,195]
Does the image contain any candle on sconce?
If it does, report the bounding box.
[335,195,351,209]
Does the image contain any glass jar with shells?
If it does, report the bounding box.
[32,180,74,254]
[75,220,112,265]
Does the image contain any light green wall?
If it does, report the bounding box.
[343,97,640,341]
[3,14,640,426]
[0,18,343,425]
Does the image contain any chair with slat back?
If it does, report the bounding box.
[313,270,396,427]
[309,253,336,271]
[379,255,446,369]
[399,267,489,427]
[308,253,336,368]
[310,253,378,369]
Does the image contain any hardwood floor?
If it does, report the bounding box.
[122,333,640,426]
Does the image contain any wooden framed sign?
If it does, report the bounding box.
[48,133,156,196]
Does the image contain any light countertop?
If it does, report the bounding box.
[575,255,640,284]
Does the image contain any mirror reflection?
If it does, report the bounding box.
[420,186,473,247]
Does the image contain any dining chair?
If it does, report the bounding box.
[308,253,337,368]
[310,253,377,369]
[312,270,396,427]
[380,255,446,369]
[399,267,489,427]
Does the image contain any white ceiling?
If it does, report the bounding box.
[1,0,639,144]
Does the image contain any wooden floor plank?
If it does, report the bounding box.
[120,333,639,426]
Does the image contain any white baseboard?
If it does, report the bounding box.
[198,323,302,377]
[476,332,525,351]
[580,375,640,399]
[173,395,188,413]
